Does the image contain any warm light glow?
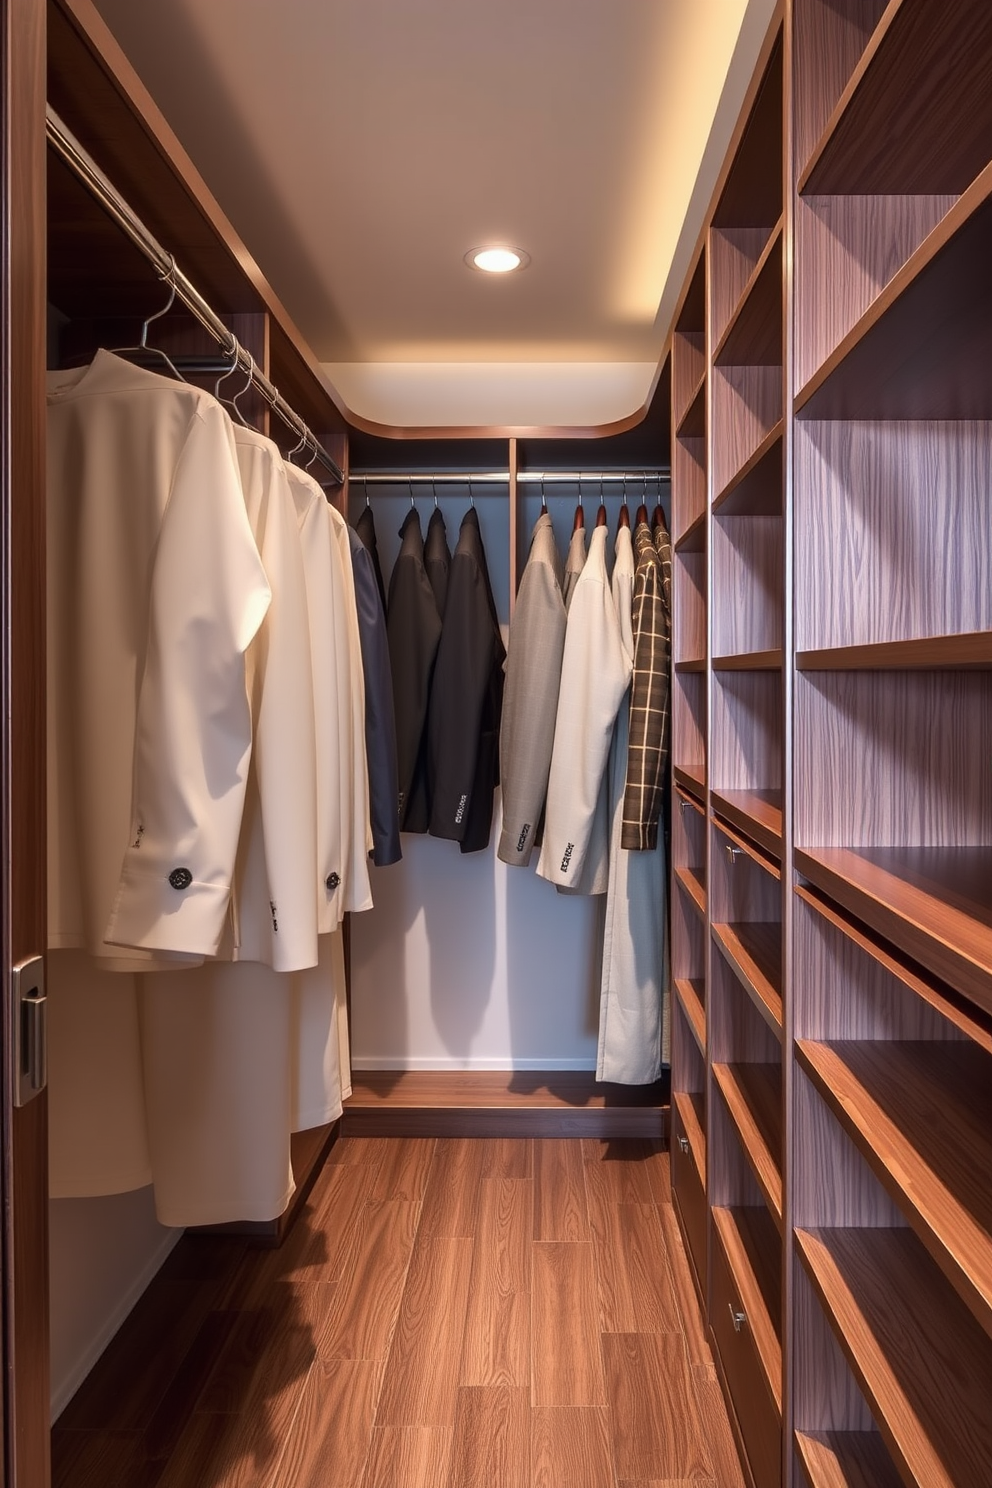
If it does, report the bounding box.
[466,246,530,274]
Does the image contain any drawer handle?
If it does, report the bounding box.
[679,798,688,817]
[677,1135,689,1154]
[726,844,743,864]
[729,1303,747,1333]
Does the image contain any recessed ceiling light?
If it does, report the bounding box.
[465,245,530,274]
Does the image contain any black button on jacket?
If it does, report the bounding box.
[427,507,506,853]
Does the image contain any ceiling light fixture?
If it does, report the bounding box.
[465,245,530,274]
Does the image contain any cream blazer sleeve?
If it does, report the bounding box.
[328,504,373,916]
[536,525,632,891]
[104,397,271,957]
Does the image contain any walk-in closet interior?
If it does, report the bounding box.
[2,0,992,1484]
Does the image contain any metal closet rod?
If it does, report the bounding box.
[46,106,344,486]
[350,469,670,485]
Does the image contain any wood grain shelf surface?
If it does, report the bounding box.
[675,976,706,1055]
[342,1071,667,1140]
[799,0,992,195]
[713,649,784,672]
[711,788,783,859]
[712,419,783,517]
[712,1062,783,1226]
[713,224,783,368]
[673,764,706,804]
[796,1039,992,1338]
[794,845,992,1018]
[675,864,707,921]
[674,1087,707,1189]
[712,1204,782,1414]
[795,1429,902,1488]
[676,785,706,821]
[674,510,706,553]
[795,885,992,1057]
[795,177,992,420]
[676,372,707,439]
[798,632,992,671]
[675,658,707,674]
[796,1225,992,1488]
[713,921,783,1033]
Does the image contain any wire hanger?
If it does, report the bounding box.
[213,339,240,399]
[286,424,308,464]
[218,352,254,428]
[111,255,186,382]
[540,474,547,513]
[305,433,320,471]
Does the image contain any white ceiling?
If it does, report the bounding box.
[92,0,777,431]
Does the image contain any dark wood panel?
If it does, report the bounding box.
[675,865,707,921]
[714,228,783,368]
[675,658,707,674]
[797,1226,992,1488]
[795,1429,902,1488]
[795,845,992,1017]
[674,510,706,553]
[797,1039,992,1336]
[673,765,706,804]
[675,977,707,1054]
[712,789,783,859]
[801,0,992,193]
[710,1222,782,1488]
[713,650,784,672]
[676,252,706,334]
[712,1206,782,1404]
[677,373,706,439]
[798,632,992,670]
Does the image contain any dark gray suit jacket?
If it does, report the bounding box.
[386,508,442,833]
[354,504,387,615]
[348,526,402,867]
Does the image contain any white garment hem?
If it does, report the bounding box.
[153,1178,296,1230]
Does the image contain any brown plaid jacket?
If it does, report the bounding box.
[621,520,671,850]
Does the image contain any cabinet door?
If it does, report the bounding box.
[2,0,50,1481]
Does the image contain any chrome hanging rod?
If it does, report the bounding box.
[350,469,670,485]
[46,106,344,487]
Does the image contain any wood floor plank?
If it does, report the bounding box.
[360,1427,452,1488]
[445,1385,530,1488]
[481,1137,533,1179]
[418,1139,488,1239]
[155,1405,290,1488]
[657,1205,712,1373]
[531,1244,606,1407]
[369,1138,437,1201]
[602,1333,714,1482]
[641,1141,673,1205]
[533,1139,591,1241]
[144,1309,240,1460]
[51,1429,158,1488]
[618,1481,717,1487]
[583,1141,657,1206]
[590,1203,683,1334]
[460,1179,532,1387]
[316,1199,420,1361]
[269,1358,384,1488]
[196,1284,327,1415]
[691,1376,748,1488]
[326,1136,388,1171]
[376,1237,475,1426]
[531,1407,614,1488]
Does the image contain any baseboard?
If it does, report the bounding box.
[51,1226,184,1422]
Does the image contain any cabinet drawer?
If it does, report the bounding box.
[671,1099,706,1287]
[711,1221,781,1488]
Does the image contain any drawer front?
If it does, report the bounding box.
[711,1223,782,1488]
[671,1100,706,1287]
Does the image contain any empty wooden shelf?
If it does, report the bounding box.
[673,764,706,804]
[713,1061,783,1226]
[675,976,706,1054]
[675,864,707,920]
[797,633,992,671]
[677,371,707,438]
[713,650,784,672]
[712,787,783,859]
[712,419,784,517]
[675,510,706,553]
[795,1429,902,1488]
[675,657,707,674]
[796,1039,992,1337]
[794,845,992,1017]
[797,1226,992,1488]
[713,224,783,368]
[712,1203,783,1411]
[713,921,783,1032]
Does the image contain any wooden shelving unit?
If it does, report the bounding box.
[713,1203,783,1411]
[712,787,783,859]
[675,864,707,921]
[713,921,783,1032]
[797,632,992,670]
[713,1062,783,1226]
[675,976,707,1054]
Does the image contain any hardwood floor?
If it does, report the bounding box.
[52,1138,746,1488]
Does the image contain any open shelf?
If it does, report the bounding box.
[795,1430,903,1488]
[798,633,992,670]
[797,1225,992,1488]
[676,785,705,821]
[795,177,992,420]
[713,649,783,672]
[675,864,707,921]
[676,371,707,438]
[674,510,706,553]
[675,976,706,1055]
[713,921,783,1033]
[673,764,706,804]
[712,1061,782,1226]
[797,1038,992,1337]
[712,787,783,859]
[674,1087,707,1187]
[712,420,783,517]
[713,224,783,368]
[674,658,706,674]
[799,0,992,195]
[712,1203,783,1413]
[794,845,992,1017]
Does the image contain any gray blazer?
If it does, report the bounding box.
[498,513,566,866]
[348,526,402,867]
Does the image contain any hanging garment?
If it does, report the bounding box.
[498,512,566,867]
[354,503,387,615]
[428,506,506,853]
[653,507,673,609]
[387,508,443,833]
[537,523,632,892]
[424,505,452,619]
[349,525,402,868]
[598,521,667,1085]
[290,925,349,1129]
[562,523,587,612]
[46,349,270,967]
[622,522,670,851]
[327,500,374,914]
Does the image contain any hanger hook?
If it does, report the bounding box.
[433,476,438,510]
[409,477,416,510]
[468,474,475,509]
[540,474,546,511]
[287,423,308,461]
[213,337,241,399]
[140,254,178,348]
[231,353,255,421]
[305,433,321,470]
[364,475,370,509]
